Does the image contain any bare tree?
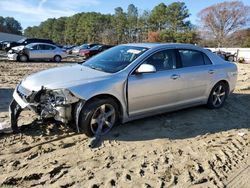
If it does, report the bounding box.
[198,1,250,47]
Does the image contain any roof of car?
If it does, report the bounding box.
[27,42,56,46]
[123,43,201,49]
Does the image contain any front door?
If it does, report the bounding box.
[127,49,184,116]
[29,44,43,59]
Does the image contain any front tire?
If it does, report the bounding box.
[207,82,228,109]
[19,54,28,62]
[78,98,119,137]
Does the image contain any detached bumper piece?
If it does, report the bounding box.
[9,99,22,133]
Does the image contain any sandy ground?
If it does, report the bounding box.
[0,60,249,188]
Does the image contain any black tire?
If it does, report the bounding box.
[78,98,119,137]
[54,55,62,62]
[18,54,28,62]
[207,82,229,109]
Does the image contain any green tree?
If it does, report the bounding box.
[149,3,167,31]
[112,7,127,44]
[0,16,22,35]
[52,17,66,44]
[138,10,151,42]
[127,4,138,42]
[165,2,191,32]
[24,26,40,37]
[65,14,81,44]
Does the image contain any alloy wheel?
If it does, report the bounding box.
[90,104,116,135]
[212,84,226,107]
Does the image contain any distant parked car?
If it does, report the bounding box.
[4,38,55,52]
[63,45,76,54]
[8,43,67,62]
[79,44,113,59]
[71,43,100,55]
[0,41,11,50]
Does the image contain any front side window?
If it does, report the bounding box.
[90,45,102,51]
[143,50,176,71]
[27,44,39,50]
[83,45,148,73]
[179,50,205,67]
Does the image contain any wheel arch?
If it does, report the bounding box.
[213,80,230,94]
[84,94,124,122]
[54,54,62,58]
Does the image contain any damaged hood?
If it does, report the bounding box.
[21,64,111,91]
[11,45,25,52]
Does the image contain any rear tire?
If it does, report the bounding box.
[78,98,119,137]
[54,55,62,62]
[207,82,229,109]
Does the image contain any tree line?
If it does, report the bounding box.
[24,2,199,45]
[2,1,250,47]
[0,16,22,35]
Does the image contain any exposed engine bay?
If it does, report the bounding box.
[10,84,80,132]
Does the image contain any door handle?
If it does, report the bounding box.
[208,70,215,74]
[171,74,180,80]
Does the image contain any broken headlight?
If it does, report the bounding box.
[40,89,79,106]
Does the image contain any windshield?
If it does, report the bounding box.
[25,43,34,49]
[83,45,148,73]
[90,45,102,50]
[80,44,89,49]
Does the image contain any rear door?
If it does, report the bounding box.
[175,49,214,104]
[40,44,56,59]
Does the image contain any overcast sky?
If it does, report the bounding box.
[0,0,249,29]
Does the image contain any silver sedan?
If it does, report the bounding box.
[8,43,67,62]
[10,43,238,137]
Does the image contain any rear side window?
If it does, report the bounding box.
[179,50,205,67]
[40,44,56,50]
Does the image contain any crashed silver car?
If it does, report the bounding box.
[10,43,238,137]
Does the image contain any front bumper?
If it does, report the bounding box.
[7,53,18,61]
[13,88,29,109]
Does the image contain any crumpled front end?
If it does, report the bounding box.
[10,83,80,131]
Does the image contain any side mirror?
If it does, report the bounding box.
[136,64,156,74]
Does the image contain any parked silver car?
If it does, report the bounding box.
[8,43,67,62]
[10,43,238,137]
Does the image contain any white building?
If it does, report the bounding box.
[0,32,25,42]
